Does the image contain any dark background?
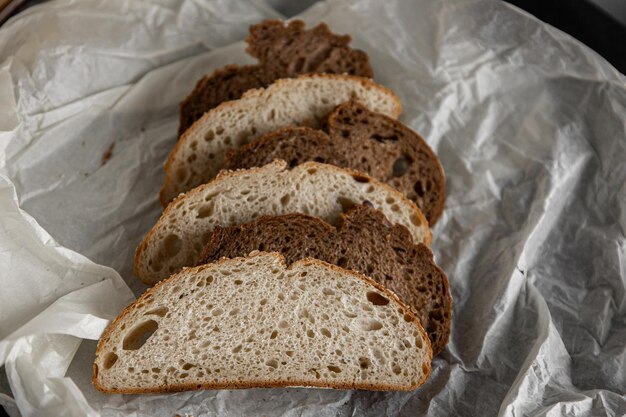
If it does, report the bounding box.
[507,0,626,73]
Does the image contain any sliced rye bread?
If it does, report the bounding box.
[94,252,432,393]
[224,101,446,224]
[178,19,372,136]
[246,19,372,78]
[179,65,273,137]
[139,161,430,285]
[199,204,452,355]
[162,74,402,205]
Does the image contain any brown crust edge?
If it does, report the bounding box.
[96,252,433,393]
[160,73,403,206]
[177,64,261,137]
[224,104,446,224]
[200,206,451,355]
[137,160,431,285]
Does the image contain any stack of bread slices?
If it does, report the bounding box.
[94,20,452,394]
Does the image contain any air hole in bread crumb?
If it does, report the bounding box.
[280,194,290,206]
[352,174,370,183]
[204,131,215,142]
[234,279,243,285]
[422,363,430,374]
[122,320,158,350]
[278,320,288,329]
[322,288,335,296]
[215,127,224,135]
[391,204,400,212]
[229,308,239,316]
[392,156,412,176]
[410,214,422,226]
[360,319,383,331]
[286,350,294,357]
[306,329,315,338]
[162,234,182,257]
[212,308,224,316]
[103,352,118,369]
[415,337,423,349]
[266,359,278,369]
[196,203,214,219]
[307,168,317,175]
[320,328,331,338]
[270,330,278,339]
[367,292,390,306]
[260,298,268,305]
[403,313,413,322]
[144,306,168,317]
[327,365,341,373]
[359,357,371,369]
[232,345,242,353]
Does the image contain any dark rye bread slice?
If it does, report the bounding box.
[178,19,372,136]
[199,204,452,355]
[224,101,446,224]
[247,19,372,78]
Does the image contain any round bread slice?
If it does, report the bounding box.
[137,160,430,285]
[178,19,373,136]
[94,252,432,393]
[199,204,451,355]
[161,74,402,205]
[224,101,446,224]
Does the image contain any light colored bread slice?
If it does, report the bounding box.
[161,74,402,205]
[137,160,431,285]
[94,252,433,393]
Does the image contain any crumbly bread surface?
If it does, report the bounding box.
[246,19,372,78]
[139,161,430,285]
[200,205,451,354]
[94,252,432,393]
[162,74,402,205]
[224,101,446,224]
[178,19,372,136]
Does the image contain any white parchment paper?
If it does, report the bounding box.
[0,0,625,416]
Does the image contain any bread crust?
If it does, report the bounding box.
[224,101,446,224]
[97,252,432,393]
[199,205,451,354]
[138,160,430,284]
[161,73,403,206]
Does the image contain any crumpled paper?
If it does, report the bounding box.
[0,0,625,416]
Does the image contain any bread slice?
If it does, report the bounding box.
[246,19,372,79]
[139,161,430,285]
[162,74,402,205]
[179,65,273,137]
[94,252,432,393]
[178,19,372,136]
[224,101,446,224]
[199,204,451,355]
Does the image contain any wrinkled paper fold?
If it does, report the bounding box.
[0,0,624,416]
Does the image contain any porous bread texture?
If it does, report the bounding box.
[246,19,372,79]
[224,101,446,224]
[178,19,373,136]
[199,204,452,355]
[138,161,430,285]
[162,74,402,205]
[94,252,433,393]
